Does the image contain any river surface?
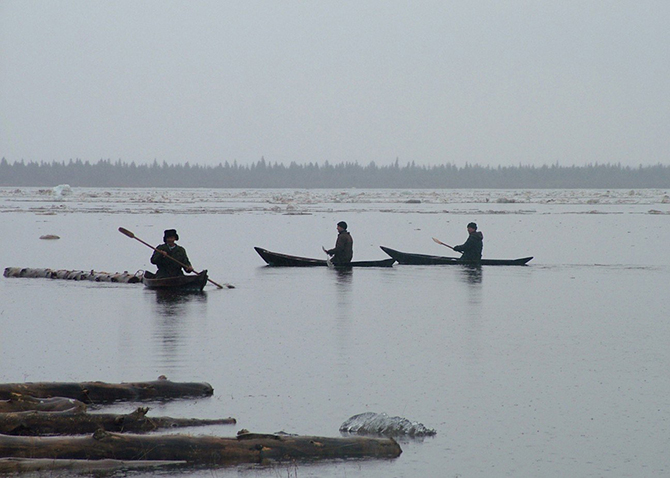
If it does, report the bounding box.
[1,187,669,477]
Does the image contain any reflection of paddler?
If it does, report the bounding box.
[150,229,194,278]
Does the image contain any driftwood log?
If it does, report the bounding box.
[3,267,143,283]
[0,407,236,436]
[0,457,185,473]
[0,429,402,465]
[0,395,86,413]
[0,378,213,403]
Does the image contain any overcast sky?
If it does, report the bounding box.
[1,1,669,168]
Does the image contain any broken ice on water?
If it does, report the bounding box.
[340,412,436,437]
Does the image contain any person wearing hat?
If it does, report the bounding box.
[452,222,483,263]
[325,221,353,265]
[150,229,194,278]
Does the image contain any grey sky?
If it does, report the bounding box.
[2,1,669,168]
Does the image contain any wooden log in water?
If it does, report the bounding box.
[0,407,236,435]
[0,430,402,464]
[0,395,87,413]
[0,457,185,473]
[3,267,143,283]
[0,378,214,403]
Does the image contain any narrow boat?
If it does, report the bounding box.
[254,247,395,267]
[142,270,209,291]
[380,246,533,266]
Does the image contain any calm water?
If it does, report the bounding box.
[1,188,669,477]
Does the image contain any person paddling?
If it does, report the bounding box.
[452,222,483,263]
[151,229,194,278]
[325,221,353,265]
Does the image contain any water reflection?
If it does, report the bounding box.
[333,269,353,373]
[152,289,208,317]
[335,268,353,285]
[460,265,483,285]
[147,290,208,372]
[458,265,484,362]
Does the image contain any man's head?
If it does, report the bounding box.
[163,229,179,243]
[467,222,477,233]
[337,221,348,232]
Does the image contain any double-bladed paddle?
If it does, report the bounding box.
[118,227,234,289]
[432,237,456,251]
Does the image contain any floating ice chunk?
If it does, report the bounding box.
[52,184,72,199]
[339,412,436,437]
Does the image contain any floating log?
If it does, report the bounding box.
[0,457,185,473]
[0,378,214,403]
[0,407,236,435]
[3,267,143,283]
[0,395,87,413]
[0,429,401,464]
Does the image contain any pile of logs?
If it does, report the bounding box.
[0,377,402,473]
[3,267,144,283]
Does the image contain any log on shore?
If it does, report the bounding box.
[0,407,236,435]
[0,457,185,473]
[0,395,87,413]
[0,378,214,403]
[0,429,402,465]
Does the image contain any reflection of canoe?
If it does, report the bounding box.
[254,247,395,268]
[142,271,208,291]
[380,247,533,266]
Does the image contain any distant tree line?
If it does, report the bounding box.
[1,157,669,188]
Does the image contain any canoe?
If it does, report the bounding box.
[254,247,395,268]
[380,246,533,266]
[142,271,208,291]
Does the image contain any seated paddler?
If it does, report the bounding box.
[325,221,354,265]
[151,229,194,278]
[452,222,483,263]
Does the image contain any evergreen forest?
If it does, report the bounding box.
[1,158,669,189]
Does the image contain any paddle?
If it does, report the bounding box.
[118,227,234,289]
[322,246,334,268]
[432,237,457,251]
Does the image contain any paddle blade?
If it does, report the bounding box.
[118,227,135,238]
[432,237,454,249]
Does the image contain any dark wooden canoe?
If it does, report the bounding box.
[255,247,395,268]
[380,246,533,266]
[142,271,208,291]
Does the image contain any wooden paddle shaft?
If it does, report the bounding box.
[432,237,456,251]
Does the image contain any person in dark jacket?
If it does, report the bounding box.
[453,222,483,262]
[151,229,194,278]
[326,221,353,265]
